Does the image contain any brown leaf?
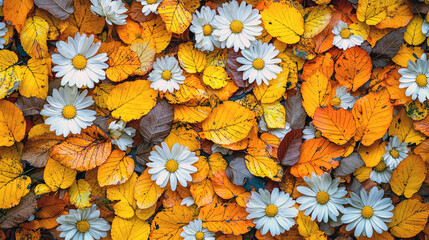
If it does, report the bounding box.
[129,1,155,23]
[34,0,74,20]
[139,99,174,144]
[226,48,252,89]
[277,129,302,166]
[15,96,45,117]
[0,194,36,228]
[283,93,307,130]
[370,28,405,67]
[333,152,364,176]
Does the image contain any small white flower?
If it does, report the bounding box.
[90,0,127,25]
[147,142,198,191]
[52,33,108,88]
[422,18,429,36]
[331,86,356,109]
[211,143,232,155]
[369,160,392,184]
[0,22,8,49]
[259,117,291,141]
[382,136,408,170]
[190,6,220,52]
[332,21,364,50]
[341,188,394,238]
[148,56,185,93]
[180,219,215,240]
[237,41,282,86]
[108,120,136,151]
[302,122,322,141]
[40,85,96,137]
[246,188,298,236]
[137,0,162,16]
[56,205,111,240]
[297,173,348,223]
[181,197,194,207]
[212,1,263,52]
[398,53,429,103]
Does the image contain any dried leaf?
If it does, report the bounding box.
[370,28,405,67]
[34,0,74,20]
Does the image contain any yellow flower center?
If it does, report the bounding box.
[265,204,278,217]
[361,206,374,219]
[202,24,213,36]
[316,191,330,205]
[195,231,205,240]
[72,55,87,70]
[390,149,399,159]
[76,220,90,233]
[374,161,386,172]
[165,160,178,173]
[416,74,427,87]
[332,97,341,107]
[340,28,352,39]
[161,70,172,81]
[252,58,265,70]
[315,130,322,139]
[62,105,77,119]
[147,0,157,4]
[230,20,243,34]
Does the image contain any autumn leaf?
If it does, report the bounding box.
[357,140,386,167]
[303,5,333,38]
[134,169,164,209]
[98,150,135,187]
[19,58,50,99]
[150,205,193,239]
[112,216,150,240]
[107,172,138,219]
[69,179,92,209]
[3,0,33,32]
[202,65,229,89]
[33,0,75,20]
[61,0,105,38]
[313,106,356,145]
[211,170,247,199]
[158,0,192,34]
[388,108,425,145]
[0,50,23,100]
[130,38,156,76]
[301,72,331,118]
[20,16,49,58]
[390,155,427,198]
[105,46,141,82]
[178,42,207,73]
[387,199,429,238]
[356,0,387,25]
[44,158,76,191]
[190,179,214,207]
[404,16,426,46]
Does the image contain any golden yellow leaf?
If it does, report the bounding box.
[165,74,207,104]
[253,68,288,104]
[34,9,68,40]
[205,79,239,101]
[106,46,140,82]
[201,101,256,145]
[164,123,201,152]
[158,0,192,34]
[261,2,304,44]
[357,140,386,167]
[20,16,49,58]
[34,183,52,196]
[353,166,372,182]
[392,44,423,68]
[356,0,387,25]
[69,179,92,209]
[178,42,206,73]
[375,0,413,29]
[116,19,144,44]
[19,58,49,99]
[150,205,193,240]
[388,199,429,238]
[130,38,156,76]
[208,153,228,175]
[404,16,426,46]
[112,216,150,240]
[190,179,214,207]
[349,22,370,40]
[191,156,209,182]
[0,143,31,209]
[98,150,135,187]
[313,106,356,145]
[0,50,23,100]
[3,0,33,32]
[262,101,286,129]
[93,83,115,109]
[141,16,172,53]
[297,211,319,238]
[245,143,283,181]
[388,108,425,145]
[303,5,333,38]
[173,98,212,123]
[107,172,138,219]
[106,80,157,122]
[206,48,228,67]
[211,170,247,200]
[390,155,427,198]
[134,169,164,209]
[136,204,156,221]
[0,100,25,147]
[202,65,229,89]
[44,158,76,191]
[301,72,331,118]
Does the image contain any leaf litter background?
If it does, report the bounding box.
[0,0,429,239]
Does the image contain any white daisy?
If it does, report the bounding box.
[246,188,298,236]
[296,173,348,223]
[302,122,322,141]
[181,197,195,207]
[212,1,263,52]
[189,6,220,52]
[369,160,393,184]
[147,142,198,191]
[398,53,429,102]
[332,21,364,50]
[56,205,111,240]
[341,188,394,238]
[211,143,232,155]
[259,117,291,141]
[382,136,408,170]
[148,56,185,93]
[422,18,429,36]
[237,41,282,85]
[52,33,108,89]
[137,0,162,16]
[90,0,127,25]
[0,22,8,49]
[108,120,136,151]
[40,85,96,137]
[331,86,356,109]
[180,219,215,240]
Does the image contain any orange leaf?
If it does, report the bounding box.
[150,205,193,240]
[414,116,429,137]
[313,106,356,145]
[190,179,214,207]
[357,140,386,167]
[190,156,209,182]
[0,100,26,147]
[3,0,33,32]
[301,53,334,80]
[116,18,144,44]
[98,150,135,187]
[134,169,164,209]
[414,139,429,162]
[390,155,427,198]
[211,170,247,199]
[140,16,172,53]
[301,72,331,118]
[105,46,140,82]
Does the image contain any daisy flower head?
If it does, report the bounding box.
[40,85,96,137]
[370,160,393,184]
[180,219,215,240]
[137,0,162,16]
[296,172,348,223]
[147,142,198,191]
[56,204,111,240]
[108,120,136,151]
[341,188,394,238]
[212,1,263,52]
[246,188,298,236]
[332,21,364,50]
[398,53,429,102]
[148,56,186,93]
[190,6,220,52]
[237,41,282,85]
[90,0,128,25]
[382,135,408,170]
[0,22,8,49]
[303,122,322,141]
[51,32,108,88]
[331,86,356,109]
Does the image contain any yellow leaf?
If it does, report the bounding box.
[0,50,23,100]
[44,158,76,191]
[202,65,229,89]
[245,144,283,181]
[303,5,333,38]
[19,58,49,99]
[208,153,228,176]
[93,83,115,109]
[34,9,68,40]
[388,108,425,145]
[34,183,52,196]
[173,98,211,123]
[190,179,214,207]
[404,16,426,46]
[20,16,49,58]
[178,42,207,73]
[261,2,304,44]
[106,80,157,122]
[387,199,429,238]
[130,38,156,76]
[191,156,209,182]
[375,0,413,29]
[253,68,288,104]
[134,169,164,209]
[392,44,423,68]
[349,22,370,40]
[3,0,33,32]
[141,16,172,53]
[165,74,207,104]
[206,48,228,67]
[0,143,31,209]
[69,179,91,209]
[202,101,256,145]
[158,0,192,34]
[357,140,386,167]
[356,0,387,25]
[390,155,427,198]
[0,100,25,147]
[150,206,193,240]
[112,216,150,240]
[164,123,201,152]
[353,166,372,182]
[105,46,140,82]
[98,150,135,187]
[301,72,331,118]
[262,101,286,129]
[107,172,138,219]
[136,204,156,221]
[297,211,319,238]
